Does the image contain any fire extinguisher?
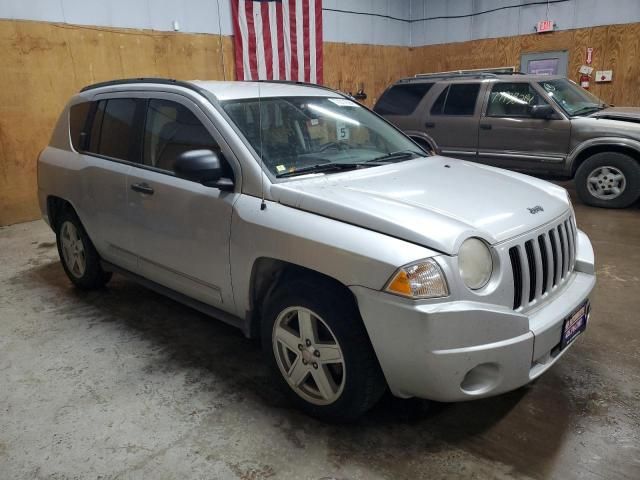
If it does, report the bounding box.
[580,73,590,89]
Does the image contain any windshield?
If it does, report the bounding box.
[538,78,607,116]
[221,96,424,177]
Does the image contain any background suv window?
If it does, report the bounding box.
[431,84,480,116]
[487,83,547,117]
[374,83,433,116]
[143,99,222,174]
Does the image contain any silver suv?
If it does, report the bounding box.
[375,73,640,209]
[38,78,596,421]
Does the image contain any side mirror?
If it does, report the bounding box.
[530,104,555,119]
[174,150,234,191]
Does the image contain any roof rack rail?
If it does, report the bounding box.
[80,77,204,94]
[410,67,520,81]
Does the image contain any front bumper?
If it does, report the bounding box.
[351,239,596,402]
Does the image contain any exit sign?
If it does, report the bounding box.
[537,20,554,33]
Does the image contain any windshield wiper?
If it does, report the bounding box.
[276,162,368,178]
[365,149,423,164]
[572,105,606,116]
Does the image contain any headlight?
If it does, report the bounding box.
[458,238,493,290]
[385,259,448,299]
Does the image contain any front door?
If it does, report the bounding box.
[424,83,482,160]
[477,82,571,173]
[126,95,238,311]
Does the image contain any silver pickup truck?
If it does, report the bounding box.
[38,78,596,421]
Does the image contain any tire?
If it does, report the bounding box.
[261,276,386,422]
[55,208,112,290]
[575,152,640,208]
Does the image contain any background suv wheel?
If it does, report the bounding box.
[262,276,386,422]
[55,208,112,290]
[575,152,640,208]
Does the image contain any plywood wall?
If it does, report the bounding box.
[0,19,234,226]
[2,18,640,225]
[408,23,640,107]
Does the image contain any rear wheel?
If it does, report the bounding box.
[56,209,112,289]
[262,277,385,421]
[575,152,640,208]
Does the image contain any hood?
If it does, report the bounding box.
[270,157,570,254]
[590,107,640,123]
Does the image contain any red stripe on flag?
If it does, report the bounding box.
[288,0,298,82]
[302,0,310,82]
[261,2,273,79]
[315,0,323,83]
[245,1,258,80]
[231,0,244,80]
[276,2,285,79]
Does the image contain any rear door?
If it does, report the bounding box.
[71,97,142,272]
[424,83,482,160]
[477,81,571,172]
[126,94,239,311]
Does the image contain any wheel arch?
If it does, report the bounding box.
[246,257,359,339]
[46,195,77,231]
[569,139,640,177]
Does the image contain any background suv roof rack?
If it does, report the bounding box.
[408,67,523,82]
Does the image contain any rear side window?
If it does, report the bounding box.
[374,83,433,116]
[69,102,92,151]
[431,84,480,116]
[96,99,139,162]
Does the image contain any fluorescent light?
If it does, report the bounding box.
[307,104,360,126]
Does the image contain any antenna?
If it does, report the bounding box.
[258,81,267,211]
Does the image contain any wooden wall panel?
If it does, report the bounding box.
[408,23,640,109]
[0,19,234,225]
[2,18,640,225]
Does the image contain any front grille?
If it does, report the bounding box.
[509,215,576,310]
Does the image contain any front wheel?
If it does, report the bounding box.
[575,152,640,208]
[262,278,385,421]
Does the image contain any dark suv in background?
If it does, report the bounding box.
[374,72,640,208]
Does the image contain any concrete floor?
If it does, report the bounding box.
[1,186,639,480]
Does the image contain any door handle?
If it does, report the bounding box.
[480,123,492,130]
[131,182,154,195]
[425,121,436,128]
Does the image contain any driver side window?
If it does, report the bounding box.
[143,99,225,175]
[486,83,548,117]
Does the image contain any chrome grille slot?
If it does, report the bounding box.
[509,247,523,309]
[508,214,576,311]
[537,235,549,295]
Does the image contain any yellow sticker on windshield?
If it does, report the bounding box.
[276,165,286,173]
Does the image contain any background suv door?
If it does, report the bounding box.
[126,94,239,312]
[423,82,483,160]
[477,81,571,173]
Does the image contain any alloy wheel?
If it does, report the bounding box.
[272,306,346,405]
[60,221,86,278]
[587,166,626,200]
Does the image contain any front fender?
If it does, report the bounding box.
[229,195,438,317]
[568,137,640,173]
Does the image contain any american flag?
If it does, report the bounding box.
[231,0,323,83]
